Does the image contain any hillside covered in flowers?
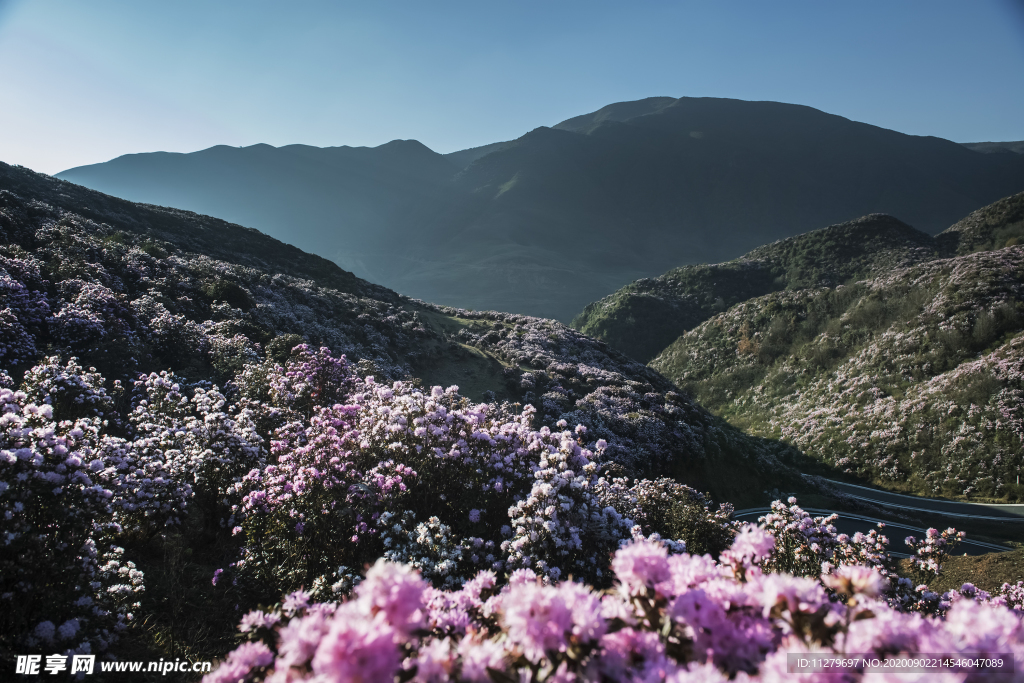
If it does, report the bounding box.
[640,192,1024,501]
[573,213,950,364]
[4,162,1024,679]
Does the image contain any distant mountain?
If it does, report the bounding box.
[57,97,1024,322]
[444,140,513,169]
[962,141,1024,154]
[57,140,461,285]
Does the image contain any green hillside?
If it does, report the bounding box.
[574,214,945,363]
[644,193,1024,502]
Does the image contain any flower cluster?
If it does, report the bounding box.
[228,347,640,594]
[0,379,146,654]
[757,498,891,580]
[904,526,966,581]
[205,534,1024,683]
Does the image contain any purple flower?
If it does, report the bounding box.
[502,581,605,663]
[310,605,401,682]
[822,564,888,598]
[612,539,671,595]
[355,559,428,634]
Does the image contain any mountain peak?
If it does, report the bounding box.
[553,96,678,134]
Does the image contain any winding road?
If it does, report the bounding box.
[822,479,1024,521]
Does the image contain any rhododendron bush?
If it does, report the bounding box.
[204,535,1024,683]
[225,345,682,594]
[0,343,726,656]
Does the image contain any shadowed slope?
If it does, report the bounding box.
[57,97,1024,322]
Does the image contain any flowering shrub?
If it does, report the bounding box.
[596,476,734,555]
[757,498,891,580]
[0,252,49,367]
[129,370,262,516]
[904,526,966,582]
[205,534,1024,683]
[0,383,145,655]
[229,347,638,595]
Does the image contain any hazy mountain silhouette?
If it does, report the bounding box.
[58,97,1024,321]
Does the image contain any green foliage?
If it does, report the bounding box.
[941,190,1024,256]
[140,239,169,259]
[266,333,306,364]
[203,278,255,311]
[574,214,941,363]
[652,248,1024,501]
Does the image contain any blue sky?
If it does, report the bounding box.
[1,0,1022,174]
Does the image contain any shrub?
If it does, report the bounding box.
[204,534,1024,683]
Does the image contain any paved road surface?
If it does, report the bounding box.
[822,479,1024,521]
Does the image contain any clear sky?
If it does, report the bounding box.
[1,0,1022,175]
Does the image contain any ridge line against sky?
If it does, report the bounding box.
[1,0,1023,176]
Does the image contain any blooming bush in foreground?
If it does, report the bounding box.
[0,378,145,656]
[230,346,635,595]
[205,532,1024,683]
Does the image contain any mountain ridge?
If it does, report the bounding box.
[573,213,949,363]
[56,96,1024,322]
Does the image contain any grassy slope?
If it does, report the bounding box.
[907,547,1024,594]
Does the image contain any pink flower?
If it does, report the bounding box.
[724,524,775,564]
[502,581,606,663]
[281,589,311,617]
[457,634,507,682]
[753,573,831,619]
[203,641,273,683]
[276,608,332,669]
[356,559,428,634]
[409,637,454,682]
[612,539,671,595]
[821,564,888,598]
[663,553,721,597]
[311,605,402,682]
[239,609,281,632]
[598,627,671,680]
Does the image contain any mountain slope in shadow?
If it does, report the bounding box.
[58,97,1024,322]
